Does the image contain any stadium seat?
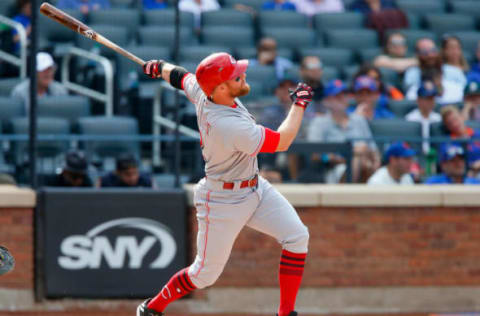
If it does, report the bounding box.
[138,26,196,47]
[0,97,24,128]
[236,47,293,61]
[430,122,448,138]
[111,0,137,8]
[37,96,91,126]
[202,27,255,48]
[0,0,14,16]
[450,31,480,54]
[179,61,197,73]
[153,173,190,188]
[369,119,422,152]
[246,65,277,92]
[222,0,264,11]
[424,14,475,37]
[77,116,140,160]
[0,78,23,97]
[388,99,417,117]
[179,45,232,64]
[343,65,359,83]
[143,10,195,29]
[240,80,266,103]
[357,47,383,64]
[324,29,378,50]
[313,12,364,32]
[261,28,316,49]
[451,1,480,18]
[379,67,400,87]
[396,0,445,15]
[259,11,308,29]
[39,10,82,45]
[76,25,129,56]
[406,13,421,30]
[202,9,253,28]
[10,117,70,165]
[298,48,354,68]
[88,9,140,39]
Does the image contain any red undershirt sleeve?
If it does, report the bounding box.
[180,73,191,90]
[259,128,280,153]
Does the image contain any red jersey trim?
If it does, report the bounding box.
[259,128,280,153]
[180,73,191,90]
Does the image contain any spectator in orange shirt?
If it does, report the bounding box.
[441,105,480,140]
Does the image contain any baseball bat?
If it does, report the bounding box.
[39,2,145,66]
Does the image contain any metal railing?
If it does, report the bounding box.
[61,47,114,116]
[152,81,200,166]
[0,14,27,78]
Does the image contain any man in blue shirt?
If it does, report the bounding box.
[262,0,296,11]
[57,0,110,15]
[98,153,153,188]
[425,143,480,184]
[348,75,395,121]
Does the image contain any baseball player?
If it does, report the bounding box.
[138,52,312,316]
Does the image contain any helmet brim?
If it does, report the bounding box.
[228,59,249,80]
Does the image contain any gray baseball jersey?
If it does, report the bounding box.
[183,73,266,181]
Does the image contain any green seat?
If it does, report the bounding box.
[259,11,308,29]
[240,80,267,103]
[88,9,140,39]
[202,27,254,48]
[76,25,129,57]
[425,14,475,37]
[450,31,480,54]
[406,13,421,29]
[451,1,480,18]
[0,97,24,127]
[38,96,91,125]
[388,99,417,117]
[143,10,194,29]
[39,10,82,44]
[313,12,364,32]
[342,64,359,83]
[379,67,400,87]
[180,45,232,64]
[357,47,383,64]
[298,48,354,68]
[369,119,422,152]
[396,0,445,15]
[138,26,196,47]
[78,116,140,159]
[202,9,253,28]
[262,28,316,49]
[246,65,277,92]
[0,0,14,16]
[324,29,378,50]
[0,78,23,97]
[111,0,137,8]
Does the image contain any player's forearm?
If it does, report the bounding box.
[159,62,176,84]
[276,105,304,152]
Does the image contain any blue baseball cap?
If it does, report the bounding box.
[384,142,416,162]
[439,143,465,163]
[417,80,437,98]
[324,79,347,97]
[354,76,378,92]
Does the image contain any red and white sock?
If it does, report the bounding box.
[278,250,307,316]
[147,267,196,312]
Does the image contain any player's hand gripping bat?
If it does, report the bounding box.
[39,2,145,66]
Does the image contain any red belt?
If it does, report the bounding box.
[223,175,258,190]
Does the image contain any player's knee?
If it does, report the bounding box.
[189,266,223,289]
[283,225,309,253]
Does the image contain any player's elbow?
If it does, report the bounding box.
[276,134,293,152]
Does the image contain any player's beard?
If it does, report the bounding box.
[235,82,250,97]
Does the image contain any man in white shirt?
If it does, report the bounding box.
[179,0,220,28]
[367,142,415,185]
[405,80,441,154]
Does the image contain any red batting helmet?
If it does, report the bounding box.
[195,52,248,96]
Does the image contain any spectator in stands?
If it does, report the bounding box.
[441,35,469,72]
[12,0,31,53]
[249,38,293,81]
[467,41,480,78]
[349,0,396,14]
[11,52,68,112]
[44,151,93,187]
[143,0,168,9]
[373,32,418,74]
[367,142,415,185]
[349,75,395,120]
[404,38,466,105]
[57,0,111,15]
[425,143,480,184]
[98,153,153,188]
[308,79,380,183]
[292,0,344,17]
[462,73,480,121]
[299,55,324,111]
[179,0,220,29]
[441,105,480,140]
[467,144,480,181]
[405,81,442,154]
[354,63,403,102]
[261,0,296,11]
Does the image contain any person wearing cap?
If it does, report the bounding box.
[98,153,153,188]
[11,52,68,111]
[461,73,480,121]
[249,38,294,81]
[44,151,93,187]
[349,75,395,121]
[308,79,380,183]
[367,142,415,185]
[405,80,442,154]
[373,32,418,74]
[425,143,480,184]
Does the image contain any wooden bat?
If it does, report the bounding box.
[39,2,145,66]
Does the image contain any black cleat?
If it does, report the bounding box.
[276,312,298,316]
[136,299,164,316]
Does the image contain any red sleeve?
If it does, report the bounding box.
[180,73,191,90]
[259,128,280,153]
